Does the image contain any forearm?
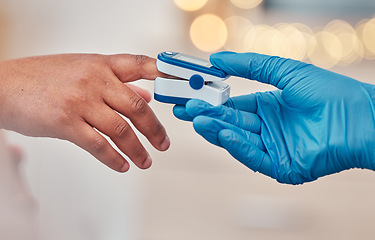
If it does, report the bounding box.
[0,59,16,130]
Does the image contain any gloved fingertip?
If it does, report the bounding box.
[192,115,210,133]
[172,105,185,116]
[172,105,194,121]
[210,51,236,61]
[186,99,210,108]
[218,129,237,146]
[185,99,212,117]
[209,51,237,68]
[192,115,224,147]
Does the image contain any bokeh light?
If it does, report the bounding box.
[173,0,208,12]
[356,19,374,60]
[276,23,307,60]
[324,20,363,65]
[243,24,273,55]
[186,4,374,68]
[190,14,228,52]
[362,18,375,58]
[224,16,253,52]
[292,23,316,59]
[308,31,342,69]
[230,0,263,9]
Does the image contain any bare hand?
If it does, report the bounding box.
[0,54,170,172]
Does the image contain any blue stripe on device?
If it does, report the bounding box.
[154,93,190,105]
[157,52,227,78]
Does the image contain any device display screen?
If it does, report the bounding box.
[174,53,212,68]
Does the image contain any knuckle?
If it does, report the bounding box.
[134,54,149,66]
[152,122,165,140]
[154,122,164,135]
[107,157,125,172]
[133,148,148,165]
[55,112,72,128]
[77,72,91,85]
[70,90,90,104]
[76,71,99,89]
[134,146,146,158]
[74,57,107,87]
[113,121,130,138]
[128,94,147,115]
[51,106,75,130]
[89,136,108,154]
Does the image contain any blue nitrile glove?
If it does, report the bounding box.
[173,52,375,184]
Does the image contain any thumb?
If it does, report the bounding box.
[210,51,308,90]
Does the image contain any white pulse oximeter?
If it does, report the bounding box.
[154,51,231,106]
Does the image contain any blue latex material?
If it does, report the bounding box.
[173,51,375,184]
[157,52,227,78]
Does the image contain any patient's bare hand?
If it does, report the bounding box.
[0,54,170,172]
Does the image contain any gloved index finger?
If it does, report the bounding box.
[186,99,261,134]
[210,51,305,90]
[173,105,194,122]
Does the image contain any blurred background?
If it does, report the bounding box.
[0,0,375,239]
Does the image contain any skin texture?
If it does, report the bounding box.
[0,53,170,172]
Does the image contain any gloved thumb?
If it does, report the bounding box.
[210,51,308,90]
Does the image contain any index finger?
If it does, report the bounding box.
[107,54,168,82]
[210,51,308,90]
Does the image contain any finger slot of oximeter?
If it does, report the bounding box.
[154,51,231,106]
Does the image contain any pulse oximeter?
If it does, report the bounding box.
[154,51,231,106]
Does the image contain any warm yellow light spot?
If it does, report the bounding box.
[266,27,290,57]
[362,18,375,55]
[356,19,374,60]
[244,24,292,57]
[190,14,228,52]
[244,25,273,55]
[173,0,208,12]
[292,23,314,35]
[336,32,363,65]
[224,16,253,52]
[276,24,307,60]
[324,20,362,65]
[230,0,263,9]
[321,31,342,59]
[292,23,315,59]
[308,31,342,69]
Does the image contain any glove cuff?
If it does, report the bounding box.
[358,83,375,170]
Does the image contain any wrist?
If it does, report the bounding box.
[356,83,375,170]
[0,60,8,129]
[0,59,18,130]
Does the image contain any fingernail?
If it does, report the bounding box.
[160,136,170,151]
[120,162,130,172]
[142,156,152,169]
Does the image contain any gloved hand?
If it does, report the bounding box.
[173,52,375,184]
